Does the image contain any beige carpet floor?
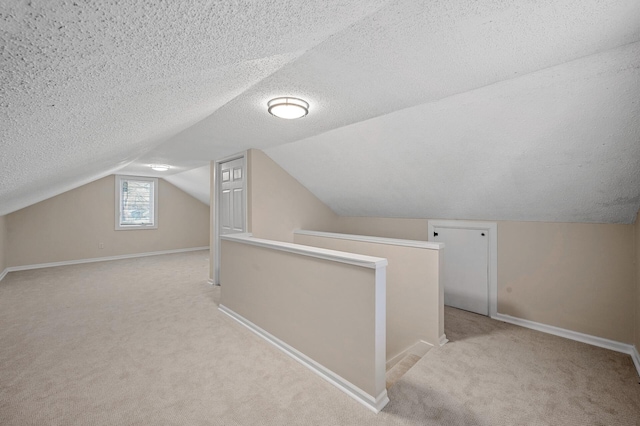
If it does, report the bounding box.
[1,251,638,425]
[386,354,422,389]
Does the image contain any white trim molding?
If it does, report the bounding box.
[4,247,209,274]
[213,151,248,286]
[386,340,433,371]
[295,229,444,250]
[631,346,640,378]
[0,268,8,282]
[428,220,498,317]
[219,304,389,413]
[493,313,640,378]
[221,233,388,270]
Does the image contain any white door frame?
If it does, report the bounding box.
[213,151,248,285]
[428,220,498,317]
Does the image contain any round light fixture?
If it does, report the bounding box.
[267,97,309,119]
[150,164,170,172]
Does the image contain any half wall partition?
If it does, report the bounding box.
[219,233,389,413]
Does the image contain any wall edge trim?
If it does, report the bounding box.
[386,340,434,371]
[439,334,449,346]
[218,304,389,413]
[493,313,640,377]
[6,247,209,273]
[295,229,444,250]
[0,268,8,282]
[631,346,640,378]
[221,233,388,269]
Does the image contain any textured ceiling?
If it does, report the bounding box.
[2,0,640,223]
[267,42,640,223]
[0,0,387,214]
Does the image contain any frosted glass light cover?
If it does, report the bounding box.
[267,97,309,119]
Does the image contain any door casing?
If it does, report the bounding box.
[213,151,248,285]
[428,220,498,317]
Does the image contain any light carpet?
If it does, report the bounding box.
[0,251,638,425]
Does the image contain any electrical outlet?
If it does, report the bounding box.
[98,242,104,249]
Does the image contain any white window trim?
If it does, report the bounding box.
[115,175,159,231]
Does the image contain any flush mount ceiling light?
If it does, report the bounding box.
[150,164,170,172]
[267,97,309,119]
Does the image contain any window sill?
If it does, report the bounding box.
[115,225,158,231]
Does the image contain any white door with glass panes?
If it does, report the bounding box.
[219,157,245,236]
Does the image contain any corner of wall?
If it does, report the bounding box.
[0,214,7,275]
[635,209,640,351]
[209,160,216,282]
[5,175,209,268]
[247,149,339,242]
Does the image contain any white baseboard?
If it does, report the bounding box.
[219,304,389,413]
[0,268,8,282]
[493,313,640,378]
[386,340,434,371]
[439,334,449,346]
[207,278,216,286]
[2,247,209,277]
[631,346,640,378]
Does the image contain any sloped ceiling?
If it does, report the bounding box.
[2,1,639,223]
[163,165,210,206]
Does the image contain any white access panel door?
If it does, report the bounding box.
[432,227,489,316]
[219,157,245,236]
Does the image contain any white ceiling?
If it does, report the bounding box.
[2,1,639,223]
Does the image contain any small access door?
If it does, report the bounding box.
[429,221,495,316]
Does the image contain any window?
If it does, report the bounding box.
[115,175,158,230]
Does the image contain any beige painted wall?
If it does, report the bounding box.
[0,215,7,272]
[208,149,339,281]
[220,239,385,399]
[213,150,638,345]
[498,221,635,343]
[7,175,209,267]
[635,210,640,350]
[337,217,429,241]
[294,232,443,359]
[247,149,339,242]
[338,216,637,344]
